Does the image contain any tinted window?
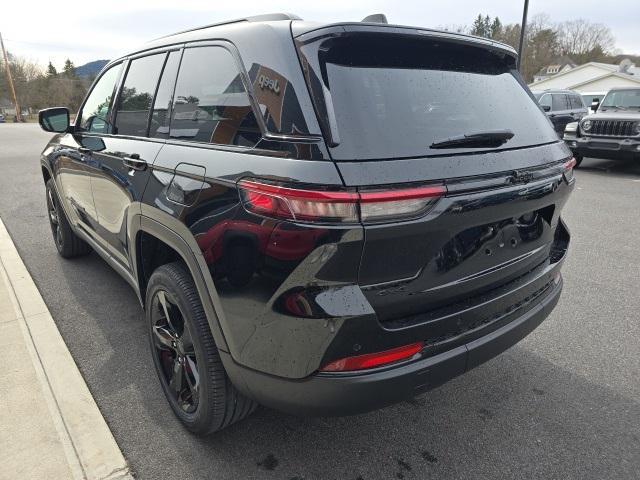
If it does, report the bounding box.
[169,47,260,146]
[299,34,558,160]
[115,54,165,137]
[151,51,181,138]
[552,94,569,111]
[569,95,584,109]
[79,63,122,133]
[538,94,552,110]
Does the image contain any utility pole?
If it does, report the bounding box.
[0,32,22,122]
[517,0,530,72]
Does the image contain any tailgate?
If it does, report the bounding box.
[345,153,573,322]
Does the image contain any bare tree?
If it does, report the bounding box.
[557,19,615,62]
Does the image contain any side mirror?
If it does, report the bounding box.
[39,107,70,133]
[542,105,551,112]
[591,98,600,111]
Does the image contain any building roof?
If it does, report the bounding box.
[529,60,640,90]
[568,71,640,90]
[535,55,577,76]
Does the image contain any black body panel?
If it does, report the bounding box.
[38,15,575,416]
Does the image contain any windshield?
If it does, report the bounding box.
[297,33,558,160]
[600,89,640,110]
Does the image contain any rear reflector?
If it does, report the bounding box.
[320,342,424,372]
[238,180,445,224]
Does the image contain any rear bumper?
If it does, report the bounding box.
[221,276,562,416]
[564,135,640,160]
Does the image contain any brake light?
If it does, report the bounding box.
[563,157,577,182]
[238,180,445,224]
[320,342,424,372]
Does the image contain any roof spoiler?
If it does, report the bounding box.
[361,14,388,24]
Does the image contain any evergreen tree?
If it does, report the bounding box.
[490,17,503,39]
[62,59,76,77]
[46,61,57,77]
[471,14,486,37]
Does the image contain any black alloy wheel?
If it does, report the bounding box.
[146,262,257,435]
[46,184,63,251]
[151,289,200,413]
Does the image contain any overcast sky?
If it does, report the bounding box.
[2,0,639,69]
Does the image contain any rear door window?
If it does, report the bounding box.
[169,46,260,147]
[569,95,584,110]
[297,33,558,160]
[115,53,166,137]
[552,94,569,111]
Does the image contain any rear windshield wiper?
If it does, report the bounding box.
[430,129,515,149]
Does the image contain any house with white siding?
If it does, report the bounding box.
[529,60,640,94]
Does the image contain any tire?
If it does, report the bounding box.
[574,154,583,168]
[146,261,257,435]
[45,179,91,258]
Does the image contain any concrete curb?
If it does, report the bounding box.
[0,218,133,480]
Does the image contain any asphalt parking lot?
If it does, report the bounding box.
[1,123,639,480]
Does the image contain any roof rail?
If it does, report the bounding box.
[361,14,388,24]
[155,13,302,40]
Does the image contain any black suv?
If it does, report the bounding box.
[533,89,588,136]
[564,87,640,165]
[38,13,575,435]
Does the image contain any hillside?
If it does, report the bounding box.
[74,60,110,78]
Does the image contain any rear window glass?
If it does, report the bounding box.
[298,34,557,160]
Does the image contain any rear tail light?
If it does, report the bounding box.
[238,180,358,223]
[238,180,445,224]
[320,342,424,372]
[563,157,577,182]
[359,186,445,223]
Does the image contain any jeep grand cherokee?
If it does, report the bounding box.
[38,13,575,435]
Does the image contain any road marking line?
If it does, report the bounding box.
[0,218,133,480]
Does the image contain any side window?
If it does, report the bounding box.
[570,95,584,109]
[150,51,181,139]
[115,53,166,137]
[78,63,123,133]
[169,46,260,146]
[552,94,569,111]
[539,94,552,110]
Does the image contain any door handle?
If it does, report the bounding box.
[78,147,91,154]
[123,153,147,171]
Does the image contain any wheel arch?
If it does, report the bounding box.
[131,209,229,353]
